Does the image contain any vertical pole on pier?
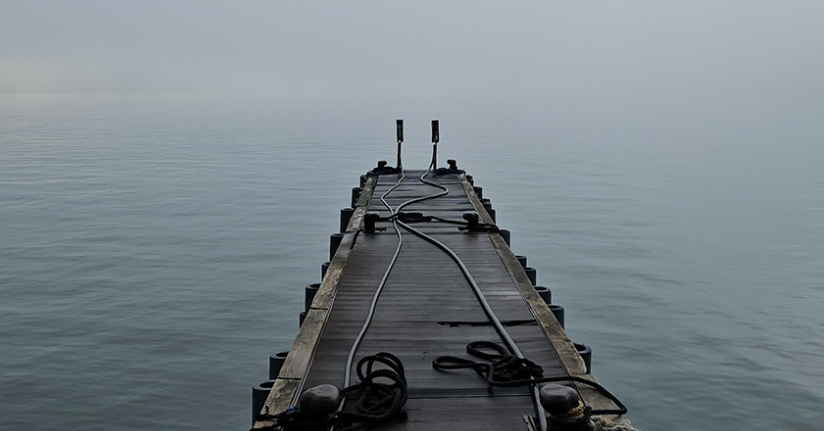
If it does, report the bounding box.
[396,119,404,169]
[431,120,439,169]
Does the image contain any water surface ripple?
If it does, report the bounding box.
[1,95,822,430]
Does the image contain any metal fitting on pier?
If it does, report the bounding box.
[351,187,361,208]
[298,384,341,428]
[463,212,480,230]
[539,384,596,431]
[364,212,380,233]
[397,120,404,169]
[431,120,439,169]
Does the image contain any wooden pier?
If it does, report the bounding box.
[253,170,624,430]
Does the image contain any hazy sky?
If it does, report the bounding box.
[1,0,822,111]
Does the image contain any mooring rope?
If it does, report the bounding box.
[334,161,448,430]
[344,150,551,430]
[394,192,549,431]
[333,353,409,431]
[336,152,632,431]
[431,341,627,416]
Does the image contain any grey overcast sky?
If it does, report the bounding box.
[1,1,822,110]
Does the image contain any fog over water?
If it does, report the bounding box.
[1,2,823,430]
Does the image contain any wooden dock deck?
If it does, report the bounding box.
[253,170,622,430]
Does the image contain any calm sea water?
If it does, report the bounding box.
[1,94,822,430]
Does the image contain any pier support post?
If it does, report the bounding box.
[535,286,552,304]
[321,262,330,280]
[330,233,344,260]
[340,208,355,233]
[252,380,275,424]
[500,229,511,247]
[549,304,565,328]
[574,343,592,374]
[305,283,320,312]
[525,267,537,285]
[268,351,289,379]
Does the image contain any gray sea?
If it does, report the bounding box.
[1,94,822,430]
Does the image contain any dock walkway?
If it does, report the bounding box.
[255,170,615,430]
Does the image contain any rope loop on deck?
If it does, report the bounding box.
[260,353,409,431]
[335,352,409,431]
[432,341,628,416]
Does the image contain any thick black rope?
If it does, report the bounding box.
[333,352,408,431]
[432,341,627,416]
[256,353,408,431]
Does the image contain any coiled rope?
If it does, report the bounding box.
[334,353,409,431]
[269,352,408,431]
[344,149,555,430]
[333,161,448,430]
[339,151,626,431]
[432,341,627,416]
[375,152,551,431]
